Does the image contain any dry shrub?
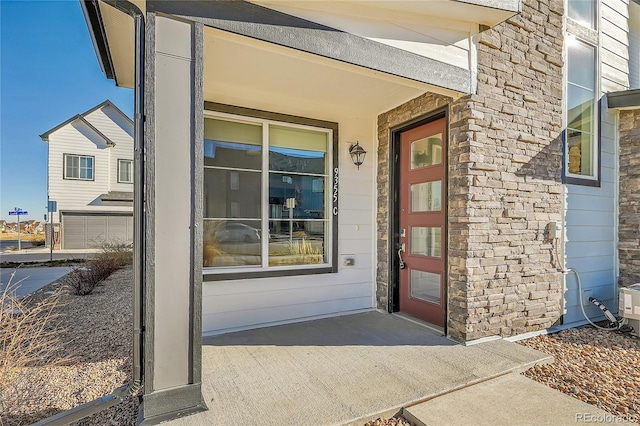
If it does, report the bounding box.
[63,241,133,296]
[97,240,133,268]
[0,272,66,424]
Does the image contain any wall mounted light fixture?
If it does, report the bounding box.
[349,142,367,170]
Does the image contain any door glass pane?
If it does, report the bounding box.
[204,169,261,218]
[411,181,442,212]
[268,220,326,266]
[411,134,442,169]
[411,227,441,258]
[410,270,441,304]
[203,219,261,267]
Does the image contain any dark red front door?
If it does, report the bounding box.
[399,117,446,327]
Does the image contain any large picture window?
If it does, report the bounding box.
[203,112,337,276]
[566,37,598,182]
[64,154,94,180]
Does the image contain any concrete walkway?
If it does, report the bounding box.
[167,312,556,426]
[0,267,71,298]
[404,373,635,425]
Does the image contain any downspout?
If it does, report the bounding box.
[101,0,146,396]
[32,1,145,424]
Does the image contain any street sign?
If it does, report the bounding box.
[8,208,27,251]
[48,200,57,213]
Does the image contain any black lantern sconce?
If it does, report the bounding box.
[349,142,367,170]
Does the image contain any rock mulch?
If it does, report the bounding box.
[518,327,640,422]
[364,417,413,426]
[1,267,137,426]
[12,269,639,425]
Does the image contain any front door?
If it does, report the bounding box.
[398,117,446,327]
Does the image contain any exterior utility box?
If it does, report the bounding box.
[619,284,640,337]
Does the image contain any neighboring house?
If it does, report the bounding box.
[82,0,640,422]
[0,220,6,232]
[40,100,134,249]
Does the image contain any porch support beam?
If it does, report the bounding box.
[140,12,206,424]
[147,0,473,94]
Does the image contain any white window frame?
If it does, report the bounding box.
[564,0,600,186]
[64,154,94,181]
[203,110,337,278]
[118,159,134,183]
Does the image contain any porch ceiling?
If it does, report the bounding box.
[251,0,519,28]
[204,27,451,120]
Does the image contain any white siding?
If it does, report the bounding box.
[202,114,377,335]
[84,106,135,192]
[563,0,626,324]
[630,2,640,89]
[601,0,631,92]
[46,104,133,223]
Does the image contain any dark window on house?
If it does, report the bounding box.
[64,154,94,180]
[203,114,336,275]
[118,159,133,183]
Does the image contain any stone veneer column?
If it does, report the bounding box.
[618,109,640,287]
[448,0,565,340]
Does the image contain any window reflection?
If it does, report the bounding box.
[203,220,262,267]
[566,39,596,177]
[411,134,442,169]
[203,116,331,270]
[268,220,326,266]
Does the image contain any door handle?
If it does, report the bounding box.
[398,243,406,270]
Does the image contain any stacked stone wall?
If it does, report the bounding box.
[447,0,566,340]
[619,109,640,287]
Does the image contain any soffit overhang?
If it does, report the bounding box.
[607,89,640,110]
[250,0,520,29]
[203,26,457,121]
[84,0,520,94]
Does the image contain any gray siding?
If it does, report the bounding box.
[563,0,626,323]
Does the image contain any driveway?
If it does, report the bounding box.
[0,267,71,298]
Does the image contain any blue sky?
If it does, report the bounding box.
[1,0,133,222]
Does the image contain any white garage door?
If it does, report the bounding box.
[62,214,133,249]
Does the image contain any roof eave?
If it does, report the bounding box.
[80,0,116,81]
[607,89,640,110]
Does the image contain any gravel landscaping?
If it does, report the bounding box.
[518,327,640,423]
[5,266,639,425]
[1,267,137,426]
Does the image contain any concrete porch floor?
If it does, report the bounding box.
[167,311,552,426]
